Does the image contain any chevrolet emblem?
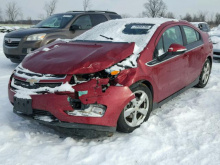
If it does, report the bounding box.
[26,78,39,86]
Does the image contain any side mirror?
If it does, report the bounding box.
[198,24,203,30]
[168,43,187,55]
[70,25,80,31]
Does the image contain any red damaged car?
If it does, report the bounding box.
[8,18,212,136]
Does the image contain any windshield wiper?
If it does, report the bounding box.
[100,35,113,40]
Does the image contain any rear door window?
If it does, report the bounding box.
[90,14,108,26]
[72,15,92,30]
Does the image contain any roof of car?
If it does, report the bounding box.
[191,22,208,25]
[66,10,118,14]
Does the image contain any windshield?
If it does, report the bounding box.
[75,19,157,54]
[35,14,75,28]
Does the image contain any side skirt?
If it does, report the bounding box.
[152,77,200,110]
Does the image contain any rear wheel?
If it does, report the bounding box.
[117,84,152,133]
[196,59,211,88]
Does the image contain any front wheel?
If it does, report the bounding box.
[196,59,211,88]
[117,84,152,133]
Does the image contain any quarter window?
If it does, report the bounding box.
[109,15,122,19]
[183,26,199,44]
[72,15,92,30]
[90,14,108,26]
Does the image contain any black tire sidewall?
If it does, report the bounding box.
[196,59,211,88]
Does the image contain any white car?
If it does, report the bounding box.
[0,26,6,33]
[191,22,210,32]
[3,26,13,33]
[210,31,220,58]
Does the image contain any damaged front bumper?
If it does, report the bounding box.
[9,75,134,135]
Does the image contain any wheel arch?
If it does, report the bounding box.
[207,55,213,69]
[130,80,154,100]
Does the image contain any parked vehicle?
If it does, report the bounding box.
[191,22,210,32]
[0,26,21,33]
[3,11,121,63]
[210,32,220,58]
[8,18,212,137]
[0,26,6,33]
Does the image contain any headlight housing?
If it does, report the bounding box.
[69,70,120,85]
[26,33,46,41]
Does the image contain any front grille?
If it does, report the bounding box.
[5,40,20,47]
[14,78,62,89]
[17,70,66,79]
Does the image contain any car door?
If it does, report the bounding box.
[182,25,205,84]
[147,25,188,102]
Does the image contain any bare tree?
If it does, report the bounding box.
[5,2,21,22]
[26,17,32,25]
[181,13,193,22]
[121,14,132,18]
[215,13,220,25]
[197,11,206,22]
[44,0,58,17]
[83,0,92,11]
[207,12,215,27]
[137,13,144,18]
[38,14,45,20]
[142,0,167,18]
[0,8,3,21]
[165,12,175,19]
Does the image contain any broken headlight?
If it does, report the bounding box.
[69,70,118,85]
[65,104,107,117]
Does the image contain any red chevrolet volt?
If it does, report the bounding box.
[8,18,213,137]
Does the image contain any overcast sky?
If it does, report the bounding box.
[0,0,219,20]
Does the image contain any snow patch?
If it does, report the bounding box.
[42,47,50,52]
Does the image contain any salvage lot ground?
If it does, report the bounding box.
[0,33,220,165]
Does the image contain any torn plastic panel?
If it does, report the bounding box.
[105,53,140,73]
[72,78,109,105]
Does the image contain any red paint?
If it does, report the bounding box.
[8,20,213,128]
[22,41,135,75]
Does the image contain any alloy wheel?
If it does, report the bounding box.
[124,90,149,127]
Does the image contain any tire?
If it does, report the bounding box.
[117,83,153,133]
[195,59,211,88]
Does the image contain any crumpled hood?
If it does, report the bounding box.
[22,41,135,74]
